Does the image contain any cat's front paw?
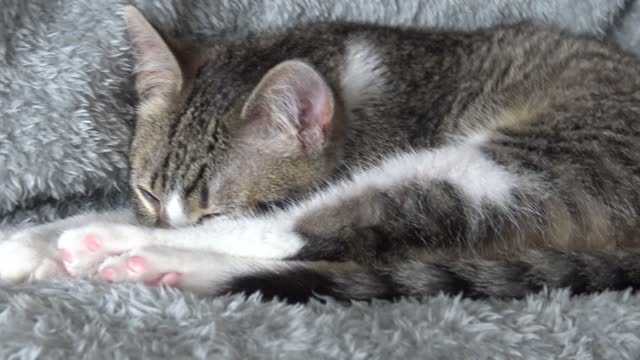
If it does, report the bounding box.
[0,236,65,284]
[98,247,183,287]
[95,246,237,294]
[57,224,154,277]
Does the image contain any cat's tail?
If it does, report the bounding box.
[224,249,640,303]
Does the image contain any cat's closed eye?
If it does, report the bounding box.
[197,212,224,224]
[254,199,289,214]
[138,187,161,212]
[201,212,223,220]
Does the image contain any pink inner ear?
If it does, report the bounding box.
[290,65,335,150]
[298,98,315,129]
[296,87,333,151]
[243,60,335,154]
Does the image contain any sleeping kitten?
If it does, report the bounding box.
[3,6,640,302]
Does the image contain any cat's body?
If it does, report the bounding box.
[2,6,640,302]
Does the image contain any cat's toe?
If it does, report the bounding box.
[0,239,65,284]
[57,228,108,276]
[96,255,129,283]
[57,224,152,277]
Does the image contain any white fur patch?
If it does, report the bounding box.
[156,216,304,260]
[370,133,516,205]
[340,40,387,114]
[166,191,188,227]
[298,132,519,214]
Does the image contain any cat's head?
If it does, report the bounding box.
[125,6,341,227]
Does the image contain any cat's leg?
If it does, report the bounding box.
[95,246,291,293]
[92,245,374,303]
[0,208,136,283]
[58,133,527,272]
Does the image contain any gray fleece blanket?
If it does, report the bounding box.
[1,0,640,358]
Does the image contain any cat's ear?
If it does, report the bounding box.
[242,60,335,155]
[125,6,183,98]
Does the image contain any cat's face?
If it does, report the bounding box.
[126,7,339,227]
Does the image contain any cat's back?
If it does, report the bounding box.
[204,21,640,158]
[236,21,638,71]
[230,21,640,112]
[246,22,640,146]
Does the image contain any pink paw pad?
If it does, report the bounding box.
[159,272,181,287]
[100,267,117,282]
[62,249,73,263]
[145,272,181,287]
[83,234,102,252]
[127,256,148,273]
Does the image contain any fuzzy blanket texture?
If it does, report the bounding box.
[1,0,640,358]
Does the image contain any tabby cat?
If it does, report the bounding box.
[2,6,640,303]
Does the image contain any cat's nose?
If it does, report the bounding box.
[164,192,190,227]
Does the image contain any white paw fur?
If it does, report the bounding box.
[0,235,65,284]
